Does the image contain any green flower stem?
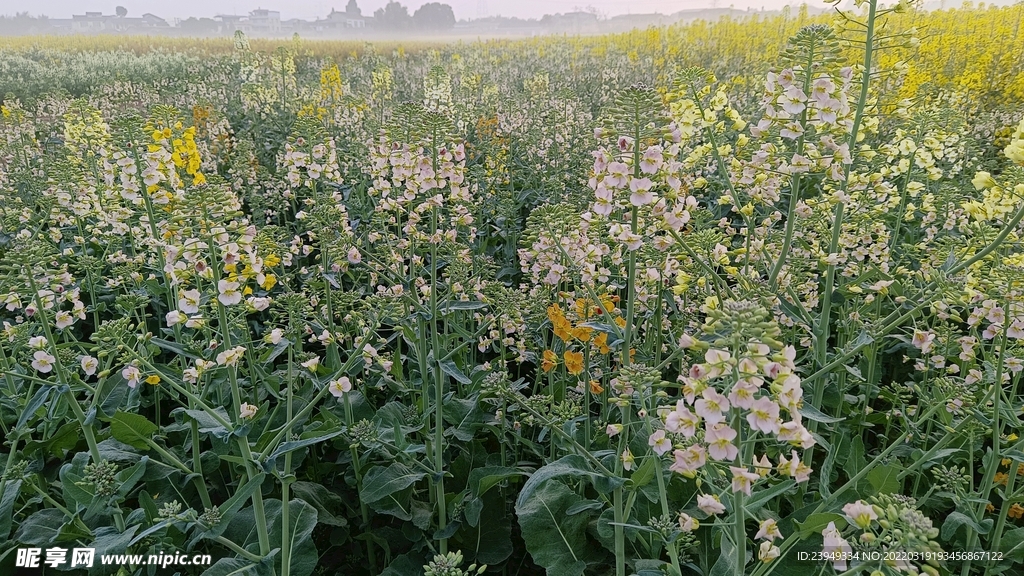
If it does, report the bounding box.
[429,200,448,554]
[343,388,377,571]
[281,345,295,576]
[642,389,682,576]
[731,390,747,573]
[206,245,271,558]
[25,270,126,533]
[963,317,1010,576]
[809,0,878,467]
[214,535,265,562]
[25,480,74,517]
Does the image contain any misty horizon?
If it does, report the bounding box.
[0,0,864,23]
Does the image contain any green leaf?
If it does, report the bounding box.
[999,527,1024,561]
[744,479,796,513]
[796,513,846,538]
[468,466,525,499]
[440,300,487,313]
[17,385,54,429]
[263,431,343,470]
[290,482,349,527]
[439,359,471,385]
[360,463,427,504]
[196,474,266,541]
[15,508,66,546]
[114,456,149,499]
[201,558,269,576]
[940,510,992,540]
[109,410,158,450]
[267,499,319,576]
[863,464,901,495]
[515,454,622,508]
[0,480,22,539]
[799,403,843,424]
[515,480,589,576]
[150,337,200,360]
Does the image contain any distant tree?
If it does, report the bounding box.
[345,0,361,17]
[0,12,51,35]
[373,1,411,29]
[116,6,128,17]
[412,2,455,30]
[179,17,220,35]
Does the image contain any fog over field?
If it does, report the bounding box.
[8,0,798,21]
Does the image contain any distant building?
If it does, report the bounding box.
[67,11,169,32]
[214,14,246,34]
[326,9,366,29]
[247,9,281,34]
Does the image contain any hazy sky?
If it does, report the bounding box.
[3,0,801,21]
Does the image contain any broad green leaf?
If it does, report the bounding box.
[360,463,426,503]
[109,410,158,450]
[515,480,589,576]
[290,481,348,527]
[796,513,846,538]
[468,466,525,499]
[439,359,471,385]
[201,558,269,576]
[799,403,843,424]
[15,508,66,546]
[515,454,622,508]
[267,499,318,576]
[941,510,992,540]
[0,480,22,539]
[17,385,54,429]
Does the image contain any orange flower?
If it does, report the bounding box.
[995,472,1009,486]
[589,379,604,394]
[541,350,558,373]
[614,316,627,329]
[572,325,593,341]
[594,332,611,354]
[575,298,591,319]
[564,350,585,375]
[1011,503,1024,519]
[987,502,996,513]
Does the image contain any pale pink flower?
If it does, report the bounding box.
[759,541,781,563]
[178,288,201,314]
[755,518,781,541]
[621,448,635,471]
[728,379,759,410]
[842,500,877,529]
[648,430,672,456]
[821,521,852,571]
[694,388,730,425]
[329,377,352,397]
[217,280,242,306]
[678,512,699,532]
[122,365,142,388]
[664,401,699,437]
[697,493,726,515]
[32,350,56,373]
[670,445,706,477]
[911,330,936,354]
[239,402,258,419]
[705,423,739,461]
[730,466,759,496]
[80,356,98,376]
[747,397,782,434]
